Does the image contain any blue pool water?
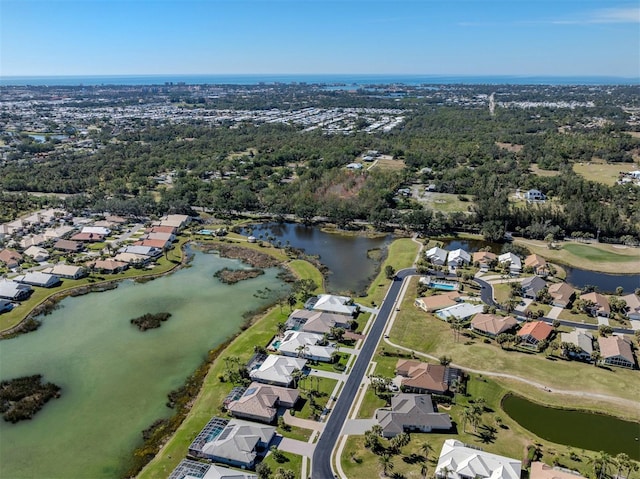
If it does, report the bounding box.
[430,282,457,291]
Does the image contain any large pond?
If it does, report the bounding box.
[440,239,638,294]
[242,222,392,294]
[502,394,640,459]
[0,249,288,479]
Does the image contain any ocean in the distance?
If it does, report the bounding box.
[1,73,638,86]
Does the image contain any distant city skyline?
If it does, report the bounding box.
[1,0,639,78]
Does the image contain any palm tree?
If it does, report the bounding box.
[421,441,434,461]
[461,407,473,433]
[378,453,394,477]
[594,450,612,479]
[420,460,429,479]
[615,453,631,478]
[370,424,384,437]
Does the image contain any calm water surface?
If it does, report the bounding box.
[502,394,640,459]
[243,223,392,294]
[0,250,287,479]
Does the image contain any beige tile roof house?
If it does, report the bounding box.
[376,393,452,438]
[598,335,635,369]
[580,292,610,317]
[415,291,461,313]
[621,293,640,320]
[471,313,518,337]
[395,359,462,395]
[524,254,548,275]
[548,283,575,308]
[226,382,299,423]
[0,249,23,268]
[472,251,496,266]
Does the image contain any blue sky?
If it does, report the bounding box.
[1,0,639,77]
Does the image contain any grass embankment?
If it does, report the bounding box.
[137,258,324,479]
[0,238,187,334]
[388,278,640,412]
[341,375,640,479]
[514,238,640,274]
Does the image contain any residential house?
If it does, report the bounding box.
[23,246,50,262]
[81,226,111,236]
[0,249,23,269]
[548,283,575,308]
[0,281,32,300]
[470,313,518,337]
[158,214,191,229]
[71,232,105,243]
[0,299,13,314]
[521,276,547,299]
[621,293,640,320]
[435,303,484,322]
[150,225,178,235]
[113,252,151,265]
[598,336,635,369]
[188,417,275,469]
[376,393,452,438]
[310,294,358,316]
[435,439,521,479]
[20,234,46,248]
[53,239,83,253]
[105,215,128,225]
[426,247,448,266]
[524,189,546,201]
[88,259,129,274]
[524,254,549,276]
[42,264,86,280]
[395,359,463,395]
[249,355,307,387]
[414,292,461,313]
[530,462,586,479]
[121,245,162,258]
[146,231,176,243]
[168,459,257,479]
[517,321,553,349]
[14,272,60,288]
[560,330,593,361]
[134,238,171,250]
[472,251,497,271]
[498,252,522,275]
[226,382,299,424]
[285,309,351,335]
[580,292,610,317]
[276,330,336,362]
[43,225,75,240]
[447,249,471,269]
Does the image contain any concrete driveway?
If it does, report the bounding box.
[276,436,316,457]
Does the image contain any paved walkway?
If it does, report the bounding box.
[283,410,325,432]
[276,436,316,457]
[357,304,379,314]
[342,418,378,435]
[547,306,563,320]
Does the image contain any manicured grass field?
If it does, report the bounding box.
[514,238,640,274]
[262,450,303,479]
[296,376,338,421]
[573,160,638,186]
[369,157,406,171]
[389,278,640,410]
[422,192,474,214]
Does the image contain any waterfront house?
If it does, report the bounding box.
[560,329,593,361]
[285,309,350,335]
[395,359,463,395]
[188,417,275,469]
[0,248,23,269]
[249,355,307,387]
[435,302,484,322]
[426,246,448,266]
[23,245,50,262]
[524,254,549,276]
[121,245,162,258]
[168,459,257,479]
[470,313,518,337]
[375,393,452,438]
[598,336,635,369]
[145,231,176,243]
[226,382,299,424]
[414,292,461,313]
[277,330,336,362]
[0,299,13,314]
[498,252,522,275]
[530,462,586,479]
[579,292,610,317]
[14,271,60,288]
[548,282,575,308]
[435,439,521,479]
[134,238,171,250]
[447,248,471,268]
[0,280,32,301]
[472,251,497,271]
[517,321,553,349]
[521,276,547,299]
[114,252,152,265]
[309,294,358,316]
[88,259,129,274]
[43,264,86,280]
[621,293,640,320]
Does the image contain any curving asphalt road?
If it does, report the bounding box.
[311,268,416,479]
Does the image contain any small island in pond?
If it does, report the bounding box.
[130,312,172,331]
[214,267,265,284]
[0,375,62,423]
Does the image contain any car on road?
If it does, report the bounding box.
[384,334,389,338]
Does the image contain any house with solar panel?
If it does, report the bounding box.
[168,459,257,479]
[188,417,275,469]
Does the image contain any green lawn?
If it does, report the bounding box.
[389,278,640,412]
[558,308,598,325]
[342,375,640,479]
[262,451,303,479]
[307,352,350,373]
[295,376,338,421]
[562,243,637,263]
